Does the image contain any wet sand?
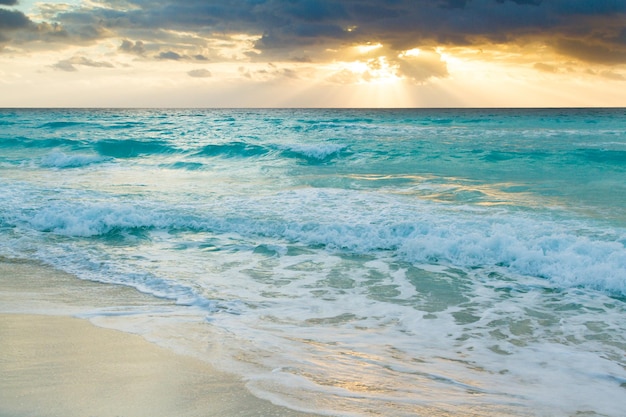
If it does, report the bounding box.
[0,260,316,417]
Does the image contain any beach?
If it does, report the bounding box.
[0,260,315,417]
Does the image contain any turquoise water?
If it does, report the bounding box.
[1,108,625,416]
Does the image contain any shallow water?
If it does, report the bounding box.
[1,108,625,416]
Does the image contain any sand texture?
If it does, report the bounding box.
[0,260,315,417]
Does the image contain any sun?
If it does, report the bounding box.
[325,43,405,86]
[356,43,384,54]
[334,57,400,85]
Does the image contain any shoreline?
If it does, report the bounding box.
[0,259,317,417]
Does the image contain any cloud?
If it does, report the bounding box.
[327,68,366,84]
[187,68,212,78]
[119,39,146,55]
[394,49,448,82]
[1,6,109,48]
[598,70,625,81]
[3,0,626,69]
[0,8,31,31]
[291,55,312,63]
[158,50,183,60]
[534,62,557,73]
[0,0,18,5]
[52,55,115,72]
[142,1,622,66]
[153,50,212,62]
[554,38,626,65]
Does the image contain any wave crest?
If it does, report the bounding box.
[40,151,110,168]
[277,143,349,162]
[14,190,626,296]
[194,142,269,158]
[95,139,177,158]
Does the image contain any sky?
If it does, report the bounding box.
[1,0,625,107]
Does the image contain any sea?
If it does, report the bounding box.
[1,108,625,416]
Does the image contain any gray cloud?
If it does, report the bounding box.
[0,0,19,5]
[119,1,625,65]
[187,68,212,78]
[158,50,183,60]
[4,0,626,68]
[52,55,115,71]
[555,38,626,65]
[0,8,30,30]
[52,60,79,72]
[0,7,32,46]
[155,51,213,62]
[119,39,146,55]
[1,6,108,47]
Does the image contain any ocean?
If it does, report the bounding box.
[1,108,625,416]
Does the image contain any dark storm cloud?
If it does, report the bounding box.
[555,38,626,65]
[0,7,32,46]
[0,0,19,6]
[0,6,105,47]
[6,0,626,67]
[92,0,623,61]
[0,8,30,30]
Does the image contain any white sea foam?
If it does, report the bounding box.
[40,151,109,168]
[25,202,162,237]
[7,186,625,295]
[217,189,626,295]
[277,143,348,160]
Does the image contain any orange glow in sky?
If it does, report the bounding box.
[1,1,624,107]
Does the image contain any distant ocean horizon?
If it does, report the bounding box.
[1,107,625,416]
[2,106,625,109]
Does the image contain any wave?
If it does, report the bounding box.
[37,119,148,131]
[480,148,626,166]
[10,190,626,296]
[40,151,110,168]
[38,121,101,129]
[191,141,349,163]
[482,151,518,162]
[0,137,82,149]
[296,117,374,125]
[578,149,626,165]
[166,161,205,170]
[21,202,166,238]
[2,135,350,165]
[193,142,269,158]
[105,121,149,130]
[277,143,349,162]
[94,139,178,158]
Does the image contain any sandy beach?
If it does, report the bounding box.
[0,260,316,417]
